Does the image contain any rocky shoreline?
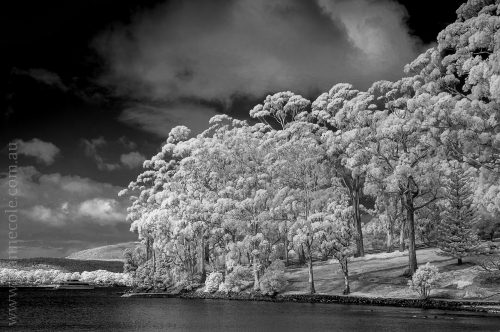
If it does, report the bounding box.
[123,290,500,314]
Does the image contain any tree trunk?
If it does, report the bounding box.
[284,223,289,266]
[307,253,315,294]
[343,273,350,295]
[399,220,405,252]
[352,175,365,257]
[458,257,463,265]
[299,245,306,265]
[199,237,207,283]
[406,199,418,275]
[253,253,260,291]
[386,225,393,253]
[342,258,350,295]
[152,247,156,274]
[204,240,210,268]
[146,237,151,261]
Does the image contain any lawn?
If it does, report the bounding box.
[283,245,500,301]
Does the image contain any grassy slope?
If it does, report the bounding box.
[66,242,139,261]
[0,257,124,273]
[284,246,500,301]
[0,242,140,274]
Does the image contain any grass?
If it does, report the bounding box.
[66,241,139,261]
[0,257,124,273]
[283,245,500,301]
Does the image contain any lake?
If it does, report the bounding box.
[1,288,500,331]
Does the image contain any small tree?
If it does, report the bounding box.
[320,201,355,295]
[224,265,254,292]
[259,260,287,295]
[204,272,224,293]
[408,263,440,299]
[437,161,480,265]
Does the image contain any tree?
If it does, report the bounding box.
[408,263,440,299]
[404,0,500,219]
[366,78,444,274]
[318,193,355,294]
[250,91,310,129]
[277,123,331,294]
[437,160,480,264]
[309,83,374,257]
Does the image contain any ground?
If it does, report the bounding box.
[283,245,500,301]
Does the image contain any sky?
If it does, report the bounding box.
[1,0,465,258]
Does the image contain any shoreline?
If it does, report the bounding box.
[123,290,500,314]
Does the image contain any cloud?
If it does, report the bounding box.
[14,138,61,165]
[118,136,137,150]
[81,136,149,169]
[77,198,126,225]
[81,137,121,171]
[22,205,67,227]
[13,68,69,92]
[119,103,218,137]
[95,0,426,103]
[120,151,146,169]
[316,0,423,66]
[0,167,137,258]
[0,166,128,226]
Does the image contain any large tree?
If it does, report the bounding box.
[309,83,374,257]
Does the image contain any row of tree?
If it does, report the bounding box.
[0,268,132,286]
[120,0,500,294]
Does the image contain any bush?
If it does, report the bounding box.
[259,260,287,295]
[0,268,131,286]
[408,263,440,299]
[224,265,253,292]
[218,282,229,293]
[204,272,224,293]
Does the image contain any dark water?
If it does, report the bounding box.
[1,288,500,331]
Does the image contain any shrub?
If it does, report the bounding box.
[408,263,440,299]
[224,265,253,292]
[259,260,287,295]
[204,272,224,293]
[0,268,131,286]
[133,260,155,288]
[218,282,229,293]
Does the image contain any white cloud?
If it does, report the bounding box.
[120,151,146,169]
[0,167,128,227]
[22,205,67,227]
[316,0,422,67]
[77,198,126,225]
[14,138,60,165]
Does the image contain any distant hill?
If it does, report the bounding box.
[0,257,124,273]
[66,242,140,261]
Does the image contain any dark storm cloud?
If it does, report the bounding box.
[94,0,428,136]
[119,102,218,137]
[96,0,427,101]
[81,137,147,170]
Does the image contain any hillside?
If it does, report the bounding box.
[66,242,140,261]
[0,257,124,273]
